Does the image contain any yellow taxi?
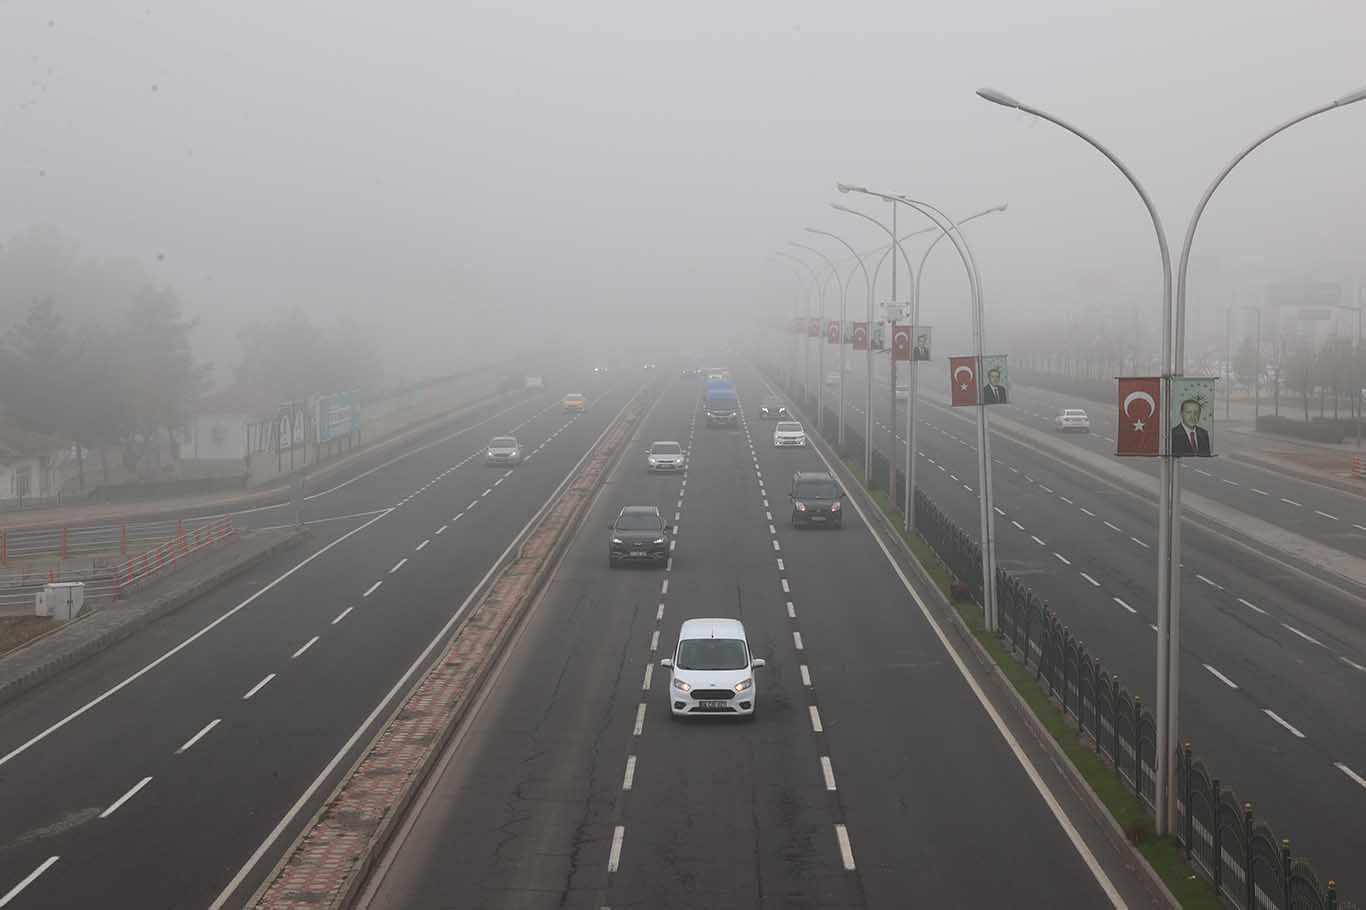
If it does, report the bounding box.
[562,393,586,413]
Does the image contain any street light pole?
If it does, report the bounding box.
[828,203,917,497]
[977,86,1177,832]
[837,183,1000,632]
[790,243,843,437]
[805,228,874,476]
[776,251,821,408]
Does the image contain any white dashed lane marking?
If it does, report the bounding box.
[242,674,275,700]
[1263,709,1305,739]
[1203,665,1239,689]
[176,718,222,754]
[331,607,353,625]
[1113,597,1136,614]
[1281,624,1324,647]
[100,776,153,819]
[292,636,319,659]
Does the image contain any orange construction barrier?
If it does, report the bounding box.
[1354,455,1365,480]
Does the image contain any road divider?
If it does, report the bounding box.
[246,382,655,910]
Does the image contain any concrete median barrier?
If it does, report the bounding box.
[247,383,655,910]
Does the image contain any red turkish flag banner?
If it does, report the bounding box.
[891,324,913,362]
[808,317,821,338]
[1116,377,1162,456]
[826,319,841,344]
[851,322,869,351]
[949,356,978,406]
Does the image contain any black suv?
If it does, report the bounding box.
[759,397,789,420]
[789,472,844,529]
[608,506,672,567]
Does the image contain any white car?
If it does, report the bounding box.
[1054,408,1091,433]
[661,618,766,719]
[825,371,841,387]
[646,440,686,472]
[773,421,807,447]
[485,436,523,465]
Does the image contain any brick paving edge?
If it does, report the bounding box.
[0,528,311,709]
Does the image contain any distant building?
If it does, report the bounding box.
[0,420,75,504]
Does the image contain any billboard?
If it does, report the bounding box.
[317,390,361,444]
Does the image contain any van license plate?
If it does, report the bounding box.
[699,701,728,710]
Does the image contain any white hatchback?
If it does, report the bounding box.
[773,421,807,447]
[661,618,766,719]
[1054,408,1091,432]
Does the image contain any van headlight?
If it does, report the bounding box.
[653,538,666,544]
[830,500,841,512]
[612,538,623,544]
[672,678,692,693]
[734,678,753,693]
[794,501,806,511]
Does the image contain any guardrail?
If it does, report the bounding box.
[0,515,219,566]
[0,517,234,612]
[766,359,1353,910]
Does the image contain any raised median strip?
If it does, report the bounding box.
[247,386,652,910]
[0,527,310,708]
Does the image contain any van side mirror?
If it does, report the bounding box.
[665,525,674,534]
[751,658,766,669]
[659,658,673,668]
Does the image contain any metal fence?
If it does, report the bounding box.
[0,516,234,612]
[771,359,1351,910]
[0,514,220,565]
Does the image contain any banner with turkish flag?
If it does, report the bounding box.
[1116,377,1162,456]
[891,325,913,362]
[949,356,978,406]
[851,322,869,351]
[825,319,841,344]
[808,317,821,338]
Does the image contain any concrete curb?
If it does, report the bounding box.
[0,528,311,709]
[1224,447,1366,500]
[0,389,517,533]
[246,381,660,910]
[779,371,1181,910]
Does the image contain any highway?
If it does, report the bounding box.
[789,344,1366,894]
[0,369,643,909]
[357,367,1138,910]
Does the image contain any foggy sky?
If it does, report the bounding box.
[2,1,1364,379]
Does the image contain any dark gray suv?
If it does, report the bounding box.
[789,472,844,529]
[608,506,673,566]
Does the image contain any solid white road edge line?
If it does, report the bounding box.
[0,509,394,770]
[208,392,640,910]
[805,439,1127,908]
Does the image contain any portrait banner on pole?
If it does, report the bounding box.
[980,354,1008,405]
[1168,377,1217,457]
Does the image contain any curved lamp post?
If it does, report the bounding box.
[776,251,821,406]
[976,82,1366,834]
[829,204,917,500]
[789,242,844,437]
[805,228,873,469]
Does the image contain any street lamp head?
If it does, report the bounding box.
[1333,85,1366,106]
[829,202,859,215]
[976,87,1022,109]
[836,182,866,195]
[994,203,1010,213]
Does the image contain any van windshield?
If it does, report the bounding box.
[677,638,748,671]
[794,480,838,499]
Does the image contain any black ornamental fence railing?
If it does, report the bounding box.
[773,359,1352,910]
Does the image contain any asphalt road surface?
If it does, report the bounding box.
[0,369,643,909]
[357,368,1134,910]
[786,344,1366,895]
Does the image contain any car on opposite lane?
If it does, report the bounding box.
[661,618,766,719]
[773,421,807,448]
[645,440,686,472]
[608,505,672,567]
[485,436,523,466]
[789,471,844,528]
[759,397,789,420]
[563,393,586,413]
[1054,408,1091,432]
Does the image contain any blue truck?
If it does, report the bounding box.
[703,383,739,427]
